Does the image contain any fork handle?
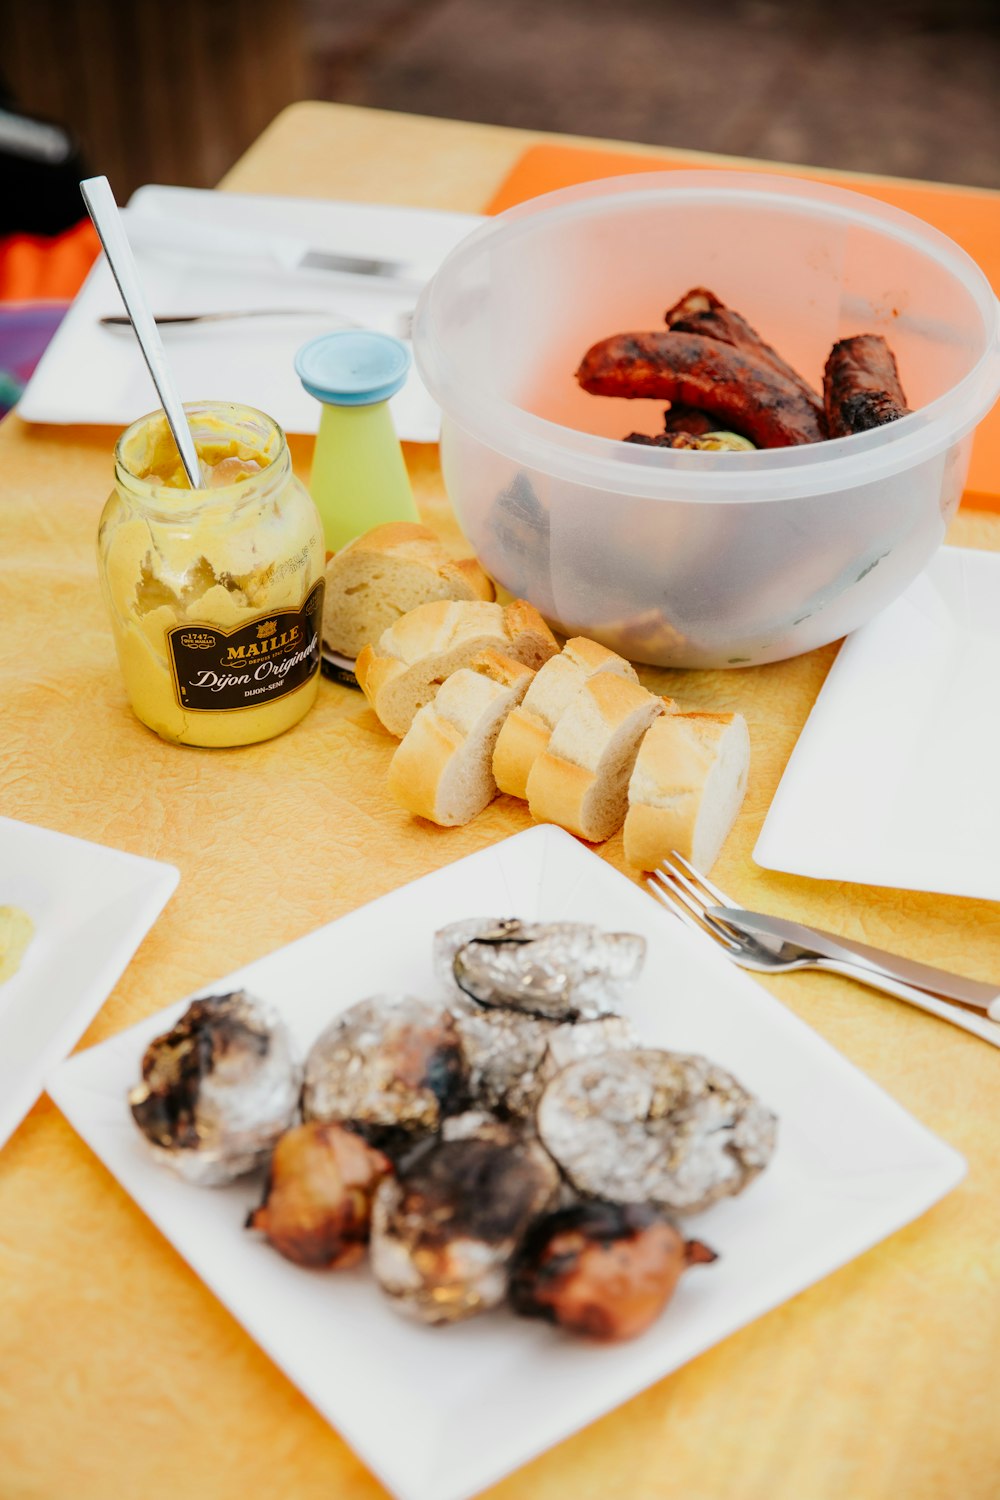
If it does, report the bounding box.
[817,958,1000,1049]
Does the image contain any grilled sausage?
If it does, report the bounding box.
[666,285,824,420]
[823,334,909,437]
[577,331,825,447]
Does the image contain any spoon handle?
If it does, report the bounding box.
[80,176,202,489]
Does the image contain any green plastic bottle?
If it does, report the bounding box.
[295,330,420,554]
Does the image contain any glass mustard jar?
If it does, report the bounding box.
[97,401,325,747]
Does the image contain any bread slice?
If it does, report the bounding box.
[526,675,666,843]
[492,637,639,799]
[322,522,494,658]
[356,598,558,738]
[623,712,750,873]
[388,652,535,826]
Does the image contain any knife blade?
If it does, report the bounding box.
[708,906,1000,1017]
[120,209,427,285]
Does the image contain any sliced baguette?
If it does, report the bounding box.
[322,522,494,658]
[356,598,558,737]
[492,637,639,799]
[623,712,750,873]
[388,652,535,826]
[526,675,666,843]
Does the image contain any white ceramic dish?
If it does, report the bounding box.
[0,816,178,1150]
[19,187,484,443]
[755,544,1000,901]
[47,826,964,1500]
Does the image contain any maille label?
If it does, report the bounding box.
[167,580,325,713]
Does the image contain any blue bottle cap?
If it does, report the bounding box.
[294,330,412,407]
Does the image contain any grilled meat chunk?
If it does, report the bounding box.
[577,332,825,447]
[662,402,719,437]
[246,1122,391,1268]
[510,1200,717,1341]
[665,285,823,420]
[823,333,910,437]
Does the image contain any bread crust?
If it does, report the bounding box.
[358,599,557,737]
[387,651,534,826]
[623,712,749,871]
[548,674,660,764]
[323,523,495,657]
[524,752,596,839]
[493,638,638,798]
[387,712,465,824]
[526,676,664,841]
[492,711,552,799]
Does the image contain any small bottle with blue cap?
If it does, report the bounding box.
[295,330,420,554]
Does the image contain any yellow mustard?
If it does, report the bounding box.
[98,402,325,747]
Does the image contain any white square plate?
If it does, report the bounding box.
[755,545,1000,900]
[18,187,484,443]
[48,826,963,1500]
[0,816,178,1150]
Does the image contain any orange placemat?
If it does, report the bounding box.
[487,144,1000,510]
[0,220,100,301]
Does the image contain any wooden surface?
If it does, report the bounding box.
[2,103,999,1500]
[0,0,306,200]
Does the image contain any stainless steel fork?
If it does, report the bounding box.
[647,851,1000,1049]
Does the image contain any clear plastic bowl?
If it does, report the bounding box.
[414,171,1000,667]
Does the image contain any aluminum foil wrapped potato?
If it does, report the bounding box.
[370,1135,559,1324]
[536,1049,777,1214]
[450,1007,637,1123]
[128,990,300,1187]
[246,1121,391,1268]
[302,994,468,1150]
[434,917,646,1021]
[510,1200,717,1341]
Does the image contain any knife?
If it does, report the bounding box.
[119,209,428,284]
[708,906,1000,1019]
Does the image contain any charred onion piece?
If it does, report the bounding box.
[625,431,755,452]
[302,995,468,1151]
[823,334,910,436]
[510,1201,717,1341]
[247,1121,391,1268]
[666,285,824,418]
[625,431,702,449]
[664,286,723,321]
[370,1136,559,1324]
[128,991,300,1187]
[576,332,825,447]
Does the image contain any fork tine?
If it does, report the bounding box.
[653,857,726,926]
[648,869,741,951]
[660,849,731,908]
[647,876,732,945]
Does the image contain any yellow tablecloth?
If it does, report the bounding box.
[2,104,999,1500]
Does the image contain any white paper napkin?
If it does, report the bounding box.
[754,545,1000,901]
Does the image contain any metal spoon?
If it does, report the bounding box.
[80,176,202,489]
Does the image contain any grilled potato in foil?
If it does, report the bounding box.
[435,917,646,1021]
[128,990,300,1187]
[536,1048,777,1214]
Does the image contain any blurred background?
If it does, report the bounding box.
[1,0,998,408]
[3,0,1000,212]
